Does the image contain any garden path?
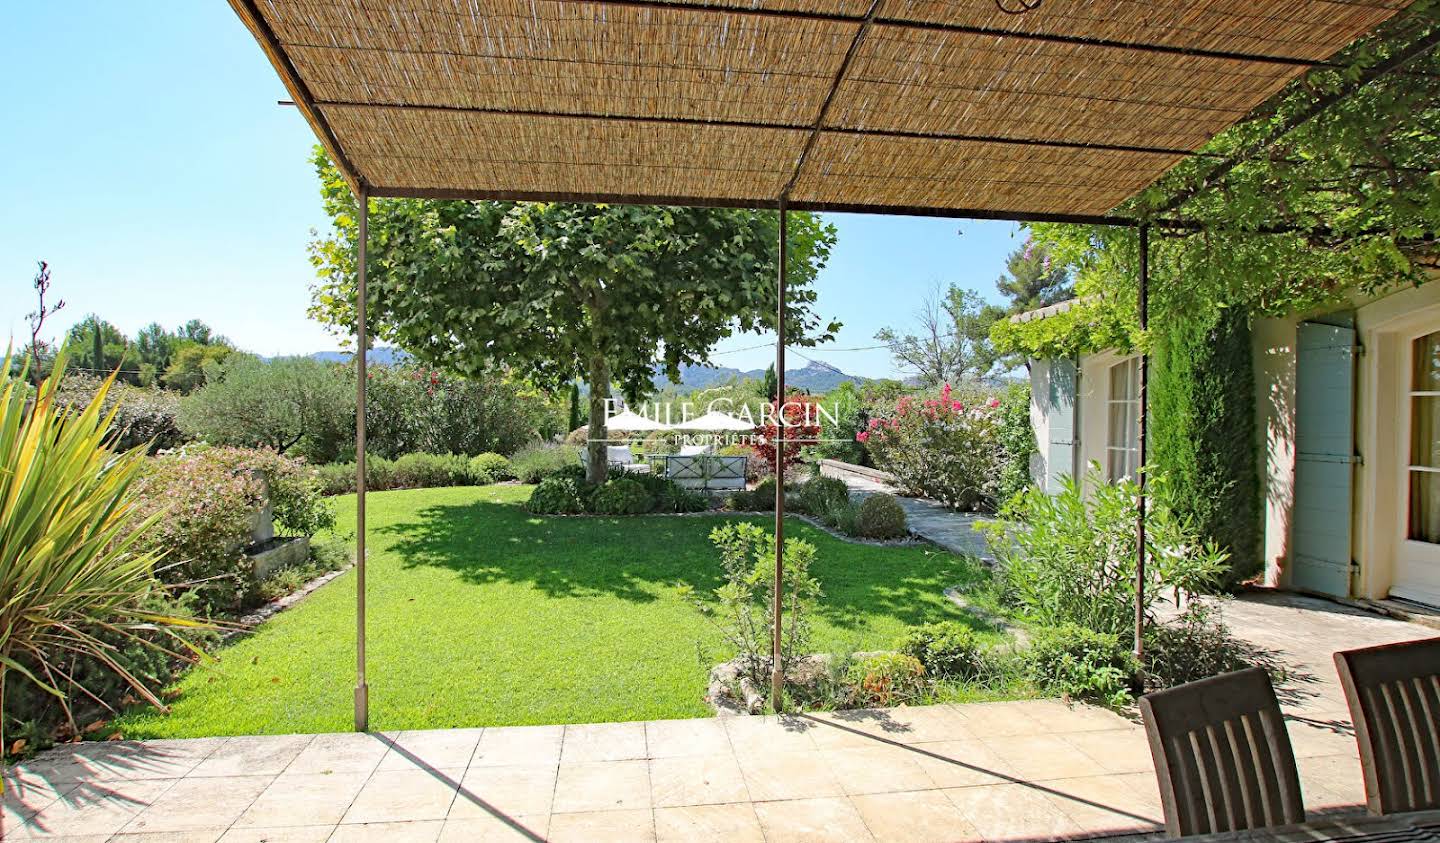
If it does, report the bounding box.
[820,464,996,560]
[5,594,1431,842]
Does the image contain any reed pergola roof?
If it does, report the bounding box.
[230,0,1413,223]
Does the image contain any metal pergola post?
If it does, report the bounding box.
[354,186,370,731]
[771,200,788,714]
[1133,223,1150,662]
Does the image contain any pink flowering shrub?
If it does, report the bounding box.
[861,384,1005,511]
[131,445,334,615]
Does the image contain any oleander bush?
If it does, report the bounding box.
[862,383,1005,511]
[982,466,1226,642]
[855,493,908,539]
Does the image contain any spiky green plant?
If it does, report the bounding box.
[1,353,206,778]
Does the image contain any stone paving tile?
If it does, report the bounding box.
[1300,753,1368,811]
[821,746,937,796]
[378,730,485,773]
[190,736,312,779]
[14,740,224,786]
[218,824,336,842]
[648,754,748,808]
[450,765,557,818]
[851,789,981,843]
[8,778,177,839]
[945,782,1085,842]
[735,751,844,802]
[559,722,646,764]
[643,718,730,759]
[545,807,655,842]
[722,715,820,755]
[329,819,444,842]
[111,830,227,842]
[552,759,650,814]
[905,739,1014,789]
[654,803,764,842]
[436,813,549,842]
[121,775,274,834]
[469,726,562,768]
[232,772,368,829]
[1058,728,1156,775]
[284,733,389,777]
[341,769,461,825]
[1039,774,1164,835]
[809,705,971,745]
[979,733,1108,781]
[753,796,875,843]
[948,700,1053,737]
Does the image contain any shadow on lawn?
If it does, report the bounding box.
[380,501,996,633]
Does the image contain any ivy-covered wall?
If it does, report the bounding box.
[1149,308,1262,588]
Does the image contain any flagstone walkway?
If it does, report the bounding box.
[3,597,1432,842]
[819,463,995,559]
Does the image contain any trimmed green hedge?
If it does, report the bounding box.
[1150,308,1261,588]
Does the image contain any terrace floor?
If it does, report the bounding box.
[4,594,1433,842]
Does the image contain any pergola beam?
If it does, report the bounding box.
[313,99,1200,159]
[585,0,1370,70]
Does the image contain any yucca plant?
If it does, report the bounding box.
[1,352,207,781]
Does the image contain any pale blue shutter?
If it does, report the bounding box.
[1291,321,1357,597]
[1044,358,1079,493]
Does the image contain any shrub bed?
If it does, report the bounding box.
[862,383,1005,511]
[526,475,709,516]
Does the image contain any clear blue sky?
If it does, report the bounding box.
[2,3,1024,381]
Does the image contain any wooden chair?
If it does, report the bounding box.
[1334,637,1440,815]
[1140,667,1305,837]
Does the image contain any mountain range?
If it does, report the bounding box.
[309,349,867,393]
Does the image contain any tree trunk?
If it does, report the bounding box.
[585,354,611,485]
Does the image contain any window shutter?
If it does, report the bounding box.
[1044,358,1079,493]
[1291,321,1357,597]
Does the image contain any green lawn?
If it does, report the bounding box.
[117,485,994,738]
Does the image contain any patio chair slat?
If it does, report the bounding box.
[1336,637,1440,815]
[1141,667,1305,837]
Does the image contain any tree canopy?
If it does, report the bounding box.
[308,149,839,481]
[994,1,1440,359]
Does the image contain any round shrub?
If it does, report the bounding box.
[846,653,926,707]
[896,621,984,679]
[1026,624,1138,706]
[468,452,513,484]
[564,426,589,446]
[798,475,850,516]
[856,493,907,539]
[591,478,656,516]
[526,477,586,514]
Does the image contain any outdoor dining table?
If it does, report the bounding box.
[1181,811,1440,843]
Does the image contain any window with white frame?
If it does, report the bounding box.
[1409,330,1440,542]
[1107,357,1141,482]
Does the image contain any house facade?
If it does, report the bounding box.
[1026,270,1440,609]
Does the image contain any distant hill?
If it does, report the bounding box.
[652,359,866,394]
[309,348,866,393]
[310,348,409,366]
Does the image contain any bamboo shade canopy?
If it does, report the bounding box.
[230,0,1413,221]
